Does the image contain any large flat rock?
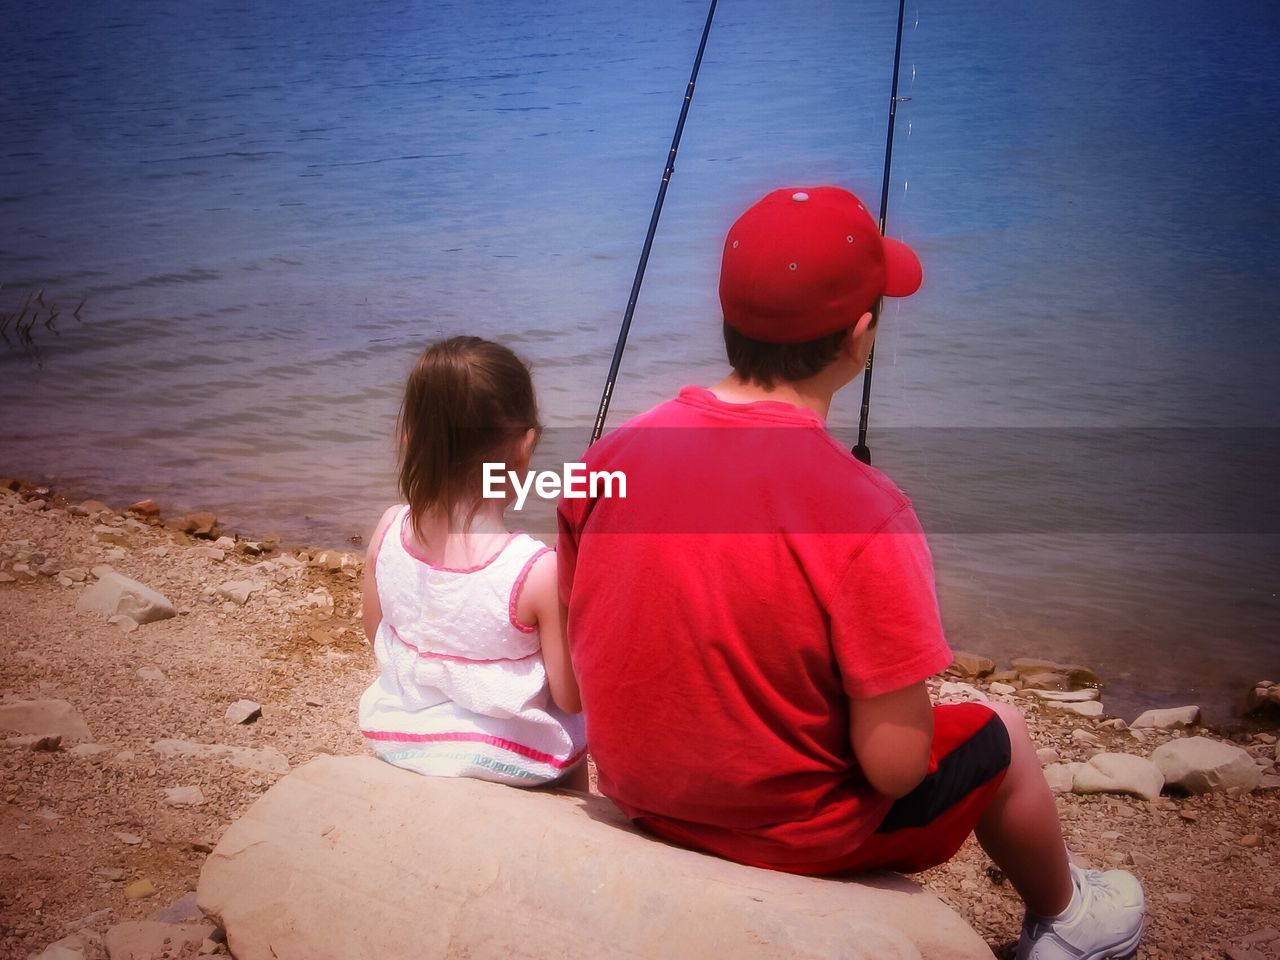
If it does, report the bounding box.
[0,699,91,740]
[198,756,992,960]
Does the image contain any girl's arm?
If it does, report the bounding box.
[518,550,582,714]
[361,506,400,646]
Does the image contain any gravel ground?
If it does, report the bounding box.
[1,483,1277,960]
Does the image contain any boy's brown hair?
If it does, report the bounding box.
[397,336,540,537]
[722,321,859,387]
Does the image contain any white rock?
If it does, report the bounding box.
[989,682,1017,696]
[1043,762,1081,793]
[937,681,989,702]
[1036,747,1061,765]
[152,738,289,776]
[136,666,166,682]
[104,921,215,960]
[212,536,237,551]
[1072,728,1101,744]
[30,933,95,960]
[76,569,176,625]
[69,743,109,757]
[1151,737,1263,794]
[92,525,130,547]
[217,580,260,606]
[197,756,993,960]
[1131,705,1200,729]
[225,699,263,724]
[108,615,139,634]
[1045,700,1104,718]
[0,699,91,740]
[164,785,207,807]
[1072,753,1165,801]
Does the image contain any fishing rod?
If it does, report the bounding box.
[852,0,910,466]
[590,0,718,445]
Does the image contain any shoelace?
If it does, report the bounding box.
[1078,867,1123,899]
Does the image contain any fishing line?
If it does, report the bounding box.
[852,0,911,466]
[590,0,718,445]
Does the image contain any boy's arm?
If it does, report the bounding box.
[849,682,934,798]
[361,506,400,646]
[830,504,952,796]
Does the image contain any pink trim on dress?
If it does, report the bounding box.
[361,728,585,769]
[508,546,550,633]
[389,625,538,664]
[369,508,397,570]
[398,510,519,573]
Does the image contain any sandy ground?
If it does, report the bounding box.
[1,483,1277,960]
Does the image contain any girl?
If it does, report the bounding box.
[357,336,586,787]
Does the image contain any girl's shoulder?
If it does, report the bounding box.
[367,504,407,566]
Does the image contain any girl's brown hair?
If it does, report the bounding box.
[397,336,540,538]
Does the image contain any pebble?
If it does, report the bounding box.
[148,892,203,923]
[184,512,219,537]
[124,878,157,899]
[225,699,263,724]
[1029,688,1101,702]
[217,580,260,606]
[164,785,207,806]
[137,666,166,682]
[948,651,996,678]
[1131,705,1201,729]
[93,867,126,881]
[1240,928,1280,946]
[114,832,143,845]
[938,681,989,703]
[92,525,130,547]
[1046,700,1104,718]
[128,499,161,518]
[989,682,1017,696]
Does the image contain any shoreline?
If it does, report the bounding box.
[2,478,1279,958]
[0,470,1270,726]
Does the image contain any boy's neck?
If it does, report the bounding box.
[708,374,837,421]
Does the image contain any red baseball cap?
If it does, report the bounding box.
[719,186,923,344]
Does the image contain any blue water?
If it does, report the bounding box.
[1,0,1277,716]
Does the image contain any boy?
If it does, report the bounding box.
[557,186,1144,959]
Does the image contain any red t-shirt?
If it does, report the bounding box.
[556,386,952,871]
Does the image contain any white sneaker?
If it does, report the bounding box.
[1015,863,1145,960]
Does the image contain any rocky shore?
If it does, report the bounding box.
[1,479,1278,960]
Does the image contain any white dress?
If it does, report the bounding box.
[357,505,586,784]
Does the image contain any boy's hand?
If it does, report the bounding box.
[849,681,934,798]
